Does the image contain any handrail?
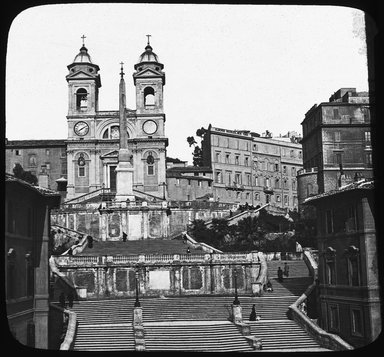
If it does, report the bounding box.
[183,231,223,253]
[52,225,96,255]
[49,304,77,350]
[288,283,354,351]
[63,187,110,205]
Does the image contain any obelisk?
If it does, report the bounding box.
[115,62,135,202]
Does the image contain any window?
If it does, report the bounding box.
[325,210,333,234]
[103,125,120,139]
[226,171,232,185]
[329,304,339,332]
[334,131,341,142]
[15,149,20,156]
[299,151,302,159]
[46,149,50,156]
[45,162,50,170]
[276,195,281,202]
[265,177,270,187]
[307,183,313,196]
[176,178,180,186]
[365,152,372,167]
[244,157,249,166]
[283,165,287,174]
[274,163,279,172]
[28,155,37,167]
[235,155,239,165]
[215,152,220,162]
[61,147,67,157]
[284,195,289,205]
[255,192,260,201]
[292,180,296,190]
[235,173,241,184]
[254,176,259,186]
[246,173,251,186]
[351,308,363,336]
[208,181,211,188]
[76,88,88,111]
[346,205,358,232]
[246,192,250,200]
[291,167,296,176]
[290,149,294,158]
[147,154,155,175]
[225,153,230,164]
[144,86,155,106]
[198,180,202,187]
[333,108,339,119]
[325,247,336,285]
[78,166,85,177]
[275,178,280,189]
[215,171,222,183]
[188,179,191,186]
[236,192,241,199]
[283,179,288,189]
[364,131,371,143]
[334,153,342,165]
[253,144,258,151]
[348,256,359,286]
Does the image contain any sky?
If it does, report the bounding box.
[6,3,369,163]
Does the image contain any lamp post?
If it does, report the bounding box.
[134,270,141,307]
[233,269,240,305]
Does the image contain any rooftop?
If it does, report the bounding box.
[6,173,61,197]
[304,179,374,204]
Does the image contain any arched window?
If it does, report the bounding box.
[76,88,88,111]
[147,152,155,175]
[144,87,155,106]
[77,153,86,177]
[102,125,121,139]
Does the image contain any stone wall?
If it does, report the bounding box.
[51,203,232,240]
[53,254,261,299]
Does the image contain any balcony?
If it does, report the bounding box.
[263,186,274,194]
[225,183,245,191]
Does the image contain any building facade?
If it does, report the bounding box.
[303,179,380,348]
[201,125,302,210]
[6,174,61,348]
[5,139,67,191]
[65,41,168,200]
[297,88,373,209]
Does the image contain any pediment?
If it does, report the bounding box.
[135,67,163,78]
[66,70,97,80]
[100,150,118,159]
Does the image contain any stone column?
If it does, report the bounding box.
[34,206,50,349]
[133,307,145,351]
[100,212,107,241]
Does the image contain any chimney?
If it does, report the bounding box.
[38,165,49,188]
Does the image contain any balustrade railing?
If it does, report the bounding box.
[54,251,260,266]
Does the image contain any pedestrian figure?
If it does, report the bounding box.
[59,292,66,308]
[277,267,284,282]
[249,304,257,321]
[67,292,74,308]
[284,262,289,277]
[266,280,273,292]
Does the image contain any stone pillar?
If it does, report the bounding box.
[142,205,149,239]
[100,212,107,241]
[34,206,50,349]
[231,304,243,324]
[133,307,145,351]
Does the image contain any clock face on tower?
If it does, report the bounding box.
[74,121,89,136]
[143,120,158,135]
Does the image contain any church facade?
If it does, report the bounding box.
[65,40,168,201]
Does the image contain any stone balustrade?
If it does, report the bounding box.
[53,251,260,267]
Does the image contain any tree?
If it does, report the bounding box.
[12,163,38,185]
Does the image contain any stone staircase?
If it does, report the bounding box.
[144,322,253,352]
[67,258,329,352]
